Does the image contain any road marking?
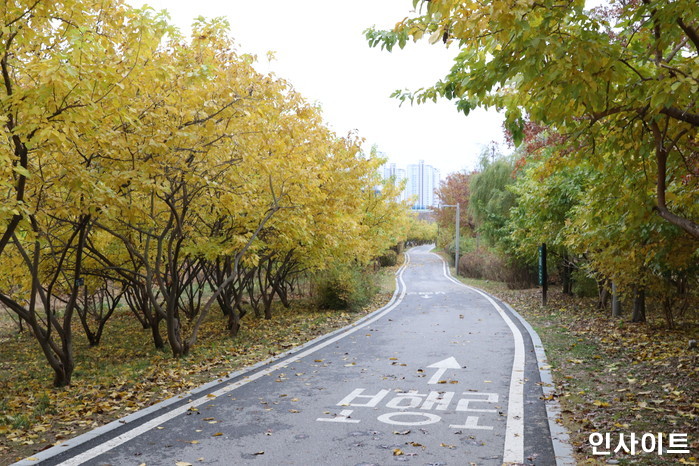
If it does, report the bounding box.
[319,388,499,429]
[406,291,445,298]
[449,416,494,430]
[377,412,441,426]
[420,391,453,410]
[52,253,413,466]
[316,410,360,423]
[455,392,498,412]
[426,356,461,384]
[337,388,390,408]
[438,256,525,465]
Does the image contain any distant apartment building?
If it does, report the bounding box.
[406,160,440,210]
[380,160,440,209]
[381,162,408,202]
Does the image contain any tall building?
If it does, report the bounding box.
[406,160,440,210]
[381,163,408,202]
[379,160,440,209]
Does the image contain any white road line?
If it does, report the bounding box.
[437,255,525,465]
[54,253,413,466]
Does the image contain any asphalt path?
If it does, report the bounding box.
[22,245,573,465]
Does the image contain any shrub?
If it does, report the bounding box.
[378,250,398,267]
[459,249,486,279]
[458,248,536,289]
[312,265,378,311]
[572,269,598,297]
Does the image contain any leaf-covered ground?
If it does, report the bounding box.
[458,276,699,465]
[0,268,398,464]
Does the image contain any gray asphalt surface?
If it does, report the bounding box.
[32,246,566,465]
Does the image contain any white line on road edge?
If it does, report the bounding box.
[19,253,413,466]
[499,300,576,465]
[437,256,525,465]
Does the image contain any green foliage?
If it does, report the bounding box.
[469,155,516,249]
[508,154,587,259]
[572,269,598,298]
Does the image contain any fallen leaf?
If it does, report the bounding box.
[393,448,404,456]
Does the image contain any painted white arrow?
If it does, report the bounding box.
[426,357,462,384]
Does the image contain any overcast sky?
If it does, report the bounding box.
[126,0,509,177]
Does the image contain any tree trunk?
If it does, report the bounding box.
[631,286,646,323]
[167,313,185,357]
[561,253,573,295]
[611,282,622,318]
[597,280,610,311]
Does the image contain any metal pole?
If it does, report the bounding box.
[454,203,460,276]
